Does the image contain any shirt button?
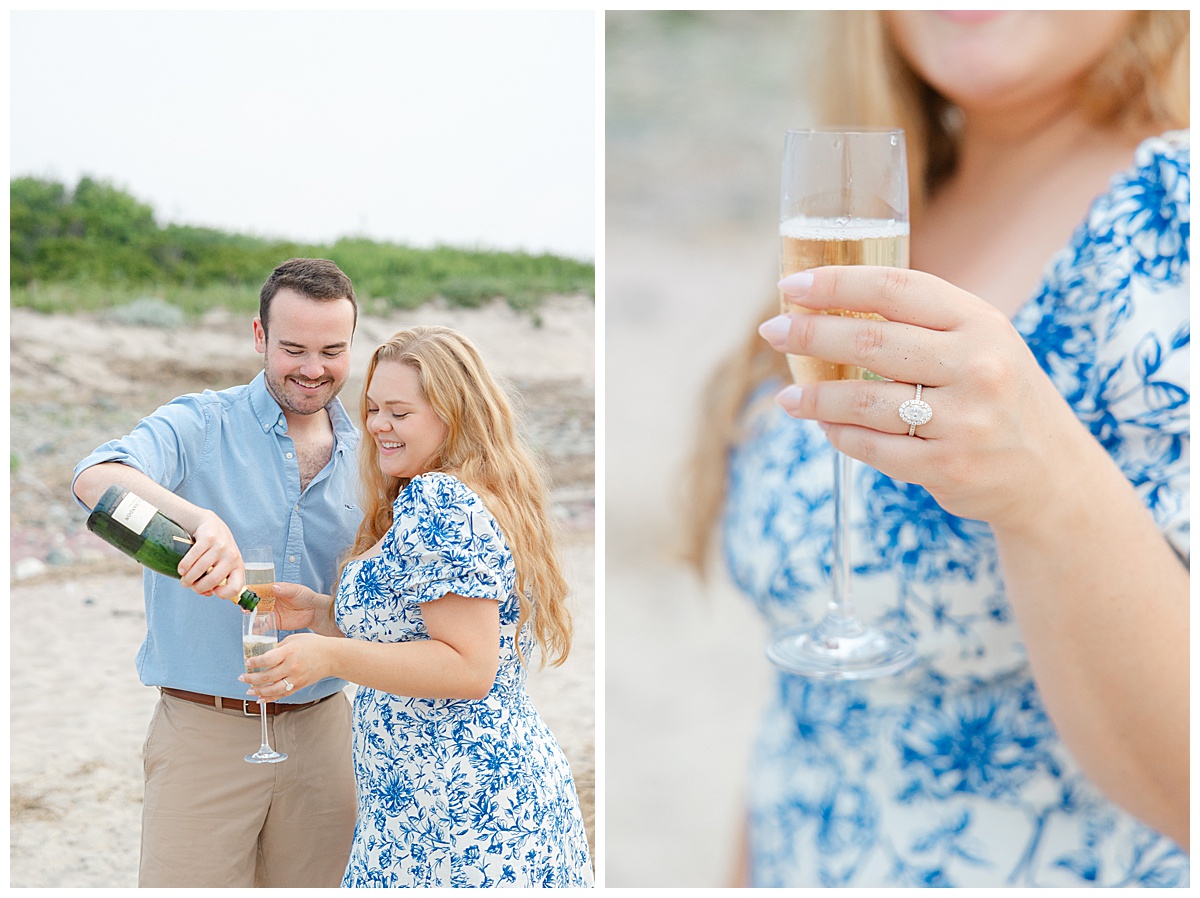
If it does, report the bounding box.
[285,452,294,459]
[289,555,297,563]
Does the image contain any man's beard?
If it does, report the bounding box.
[264,368,343,416]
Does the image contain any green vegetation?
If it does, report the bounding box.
[11,176,594,317]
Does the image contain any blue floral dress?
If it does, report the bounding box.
[723,133,1189,887]
[335,472,593,888]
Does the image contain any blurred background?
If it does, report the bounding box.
[605,10,822,887]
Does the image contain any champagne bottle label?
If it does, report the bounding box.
[110,492,158,535]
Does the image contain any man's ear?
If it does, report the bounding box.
[253,317,267,354]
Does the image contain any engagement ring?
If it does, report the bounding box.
[899,384,933,437]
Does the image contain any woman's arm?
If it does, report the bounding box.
[242,593,501,701]
[330,594,500,699]
[989,444,1188,852]
[729,812,753,887]
[763,265,1189,849]
[263,582,344,636]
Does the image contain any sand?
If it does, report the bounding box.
[603,12,818,887]
[8,296,595,887]
[603,231,775,888]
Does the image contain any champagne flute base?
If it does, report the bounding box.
[767,616,916,680]
[244,749,288,764]
[245,696,287,764]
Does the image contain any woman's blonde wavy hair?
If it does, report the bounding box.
[345,325,573,667]
[680,10,1189,573]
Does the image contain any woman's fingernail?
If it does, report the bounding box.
[758,315,791,346]
[776,384,804,411]
[778,270,814,295]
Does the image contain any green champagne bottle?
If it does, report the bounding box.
[85,484,261,611]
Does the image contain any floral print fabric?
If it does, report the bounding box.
[336,472,593,888]
[723,133,1189,886]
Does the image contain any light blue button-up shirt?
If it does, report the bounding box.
[73,371,361,703]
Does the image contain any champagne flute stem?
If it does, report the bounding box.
[259,702,271,752]
[830,449,854,622]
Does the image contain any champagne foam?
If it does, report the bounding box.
[780,215,909,241]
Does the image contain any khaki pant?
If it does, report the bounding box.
[139,690,357,888]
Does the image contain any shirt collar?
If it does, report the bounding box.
[248,371,287,434]
[248,370,360,451]
[328,395,361,453]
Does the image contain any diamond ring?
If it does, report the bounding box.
[898,384,933,437]
[284,680,294,692]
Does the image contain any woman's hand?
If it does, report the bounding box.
[240,633,333,701]
[759,265,1097,531]
[263,582,316,631]
[259,581,337,633]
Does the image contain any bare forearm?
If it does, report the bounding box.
[74,462,209,533]
[260,596,500,701]
[325,636,498,700]
[992,444,1189,849]
[294,591,345,638]
[74,461,248,598]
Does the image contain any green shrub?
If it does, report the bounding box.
[11,176,594,316]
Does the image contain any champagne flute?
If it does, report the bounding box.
[766,128,917,679]
[242,544,276,609]
[243,608,287,763]
[241,545,287,762]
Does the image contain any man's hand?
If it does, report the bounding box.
[178,508,245,601]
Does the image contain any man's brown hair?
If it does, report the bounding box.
[259,258,357,334]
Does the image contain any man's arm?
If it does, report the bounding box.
[74,461,247,600]
[76,461,202,528]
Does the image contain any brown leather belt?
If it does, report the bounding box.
[160,687,331,717]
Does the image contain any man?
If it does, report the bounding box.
[72,258,360,887]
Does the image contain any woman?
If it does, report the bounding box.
[685,11,1188,887]
[241,326,593,888]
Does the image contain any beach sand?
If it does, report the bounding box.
[604,230,774,887]
[9,296,595,887]
[604,12,817,886]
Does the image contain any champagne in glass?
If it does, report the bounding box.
[242,544,276,612]
[779,215,910,382]
[241,546,287,763]
[243,633,277,666]
[767,129,917,679]
[243,564,276,589]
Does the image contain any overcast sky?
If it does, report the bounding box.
[11,10,596,261]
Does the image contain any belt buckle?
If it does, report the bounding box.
[242,699,265,717]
